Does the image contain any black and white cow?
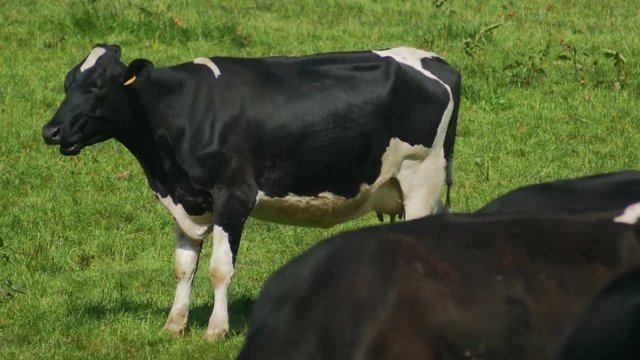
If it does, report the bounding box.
[476,171,640,215]
[238,204,640,360]
[41,44,461,339]
[553,268,640,360]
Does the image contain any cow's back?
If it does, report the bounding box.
[477,171,640,215]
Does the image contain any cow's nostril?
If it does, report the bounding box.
[50,127,60,138]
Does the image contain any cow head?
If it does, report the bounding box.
[42,44,145,155]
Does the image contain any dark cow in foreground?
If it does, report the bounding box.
[476,171,640,215]
[41,44,461,339]
[553,268,640,360]
[237,204,640,360]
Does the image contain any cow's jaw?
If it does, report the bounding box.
[60,143,82,156]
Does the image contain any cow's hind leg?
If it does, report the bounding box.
[396,148,446,220]
[164,224,203,336]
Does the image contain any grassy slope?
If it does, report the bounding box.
[1,0,639,358]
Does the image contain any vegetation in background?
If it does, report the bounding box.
[1,0,639,358]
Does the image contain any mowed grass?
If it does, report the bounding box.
[1,0,639,358]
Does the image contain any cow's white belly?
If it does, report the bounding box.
[251,137,441,227]
[250,182,402,228]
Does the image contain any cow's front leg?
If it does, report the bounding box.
[204,185,255,341]
[164,224,203,336]
[204,224,243,340]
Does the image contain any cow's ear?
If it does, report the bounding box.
[123,59,154,87]
[109,44,122,59]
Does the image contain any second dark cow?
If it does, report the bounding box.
[238,205,640,359]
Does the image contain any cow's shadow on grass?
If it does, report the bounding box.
[188,296,255,332]
[80,296,255,334]
[80,298,156,319]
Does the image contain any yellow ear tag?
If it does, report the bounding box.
[123,75,137,86]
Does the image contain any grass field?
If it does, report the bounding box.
[1,0,639,358]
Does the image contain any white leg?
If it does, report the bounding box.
[204,225,235,341]
[164,224,203,336]
[397,148,447,220]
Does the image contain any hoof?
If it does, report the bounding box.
[204,327,228,341]
[164,305,188,337]
[164,318,186,337]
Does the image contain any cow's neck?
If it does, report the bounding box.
[116,94,197,199]
[117,71,210,200]
[117,118,172,195]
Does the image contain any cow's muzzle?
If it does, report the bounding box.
[42,124,62,145]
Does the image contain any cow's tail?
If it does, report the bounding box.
[443,71,461,212]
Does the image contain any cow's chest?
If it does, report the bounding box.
[156,194,213,240]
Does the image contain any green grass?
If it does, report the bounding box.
[1,0,639,358]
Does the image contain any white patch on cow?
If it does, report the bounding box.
[390,140,446,219]
[251,137,445,227]
[375,46,442,61]
[614,202,640,225]
[80,47,107,72]
[156,194,213,240]
[205,225,234,340]
[253,188,381,228]
[194,57,221,78]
